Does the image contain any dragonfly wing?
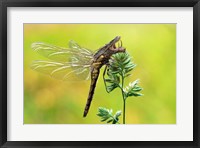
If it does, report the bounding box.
[31,41,94,81]
[69,40,93,57]
[31,41,94,63]
[31,60,91,81]
[31,42,70,62]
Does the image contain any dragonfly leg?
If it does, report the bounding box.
[103,65,110,93]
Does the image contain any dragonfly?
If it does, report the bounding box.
[31,36,126,117]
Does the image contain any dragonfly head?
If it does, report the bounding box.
[109,36,126,53]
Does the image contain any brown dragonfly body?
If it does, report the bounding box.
[31,36,125,117]
[83,36,126,117]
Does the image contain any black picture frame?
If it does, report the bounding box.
[0,0,199,147]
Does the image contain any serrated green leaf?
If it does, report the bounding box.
[123,79,143,98]
[112,119,118,124]
[132,87,143,92]
[115,110,122,117]
[101,117,110,122]
[107,119,113,123]
[97,107,121,124]
[127,92,143,97]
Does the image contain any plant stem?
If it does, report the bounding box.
[121,73,126,124]
[123,99,126,124]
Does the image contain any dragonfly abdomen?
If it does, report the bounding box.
[83,67,100,117]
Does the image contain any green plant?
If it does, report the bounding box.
[97,107,121,124]
[102,52,143,124]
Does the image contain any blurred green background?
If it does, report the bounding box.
[24,24,176,124]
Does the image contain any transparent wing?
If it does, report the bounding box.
[31,41,94,63]
[31,41,94,81]
[31,60,91,81]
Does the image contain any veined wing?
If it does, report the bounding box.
[31,40,94,63]
[31,41,94,81]
[31,60,91,81]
